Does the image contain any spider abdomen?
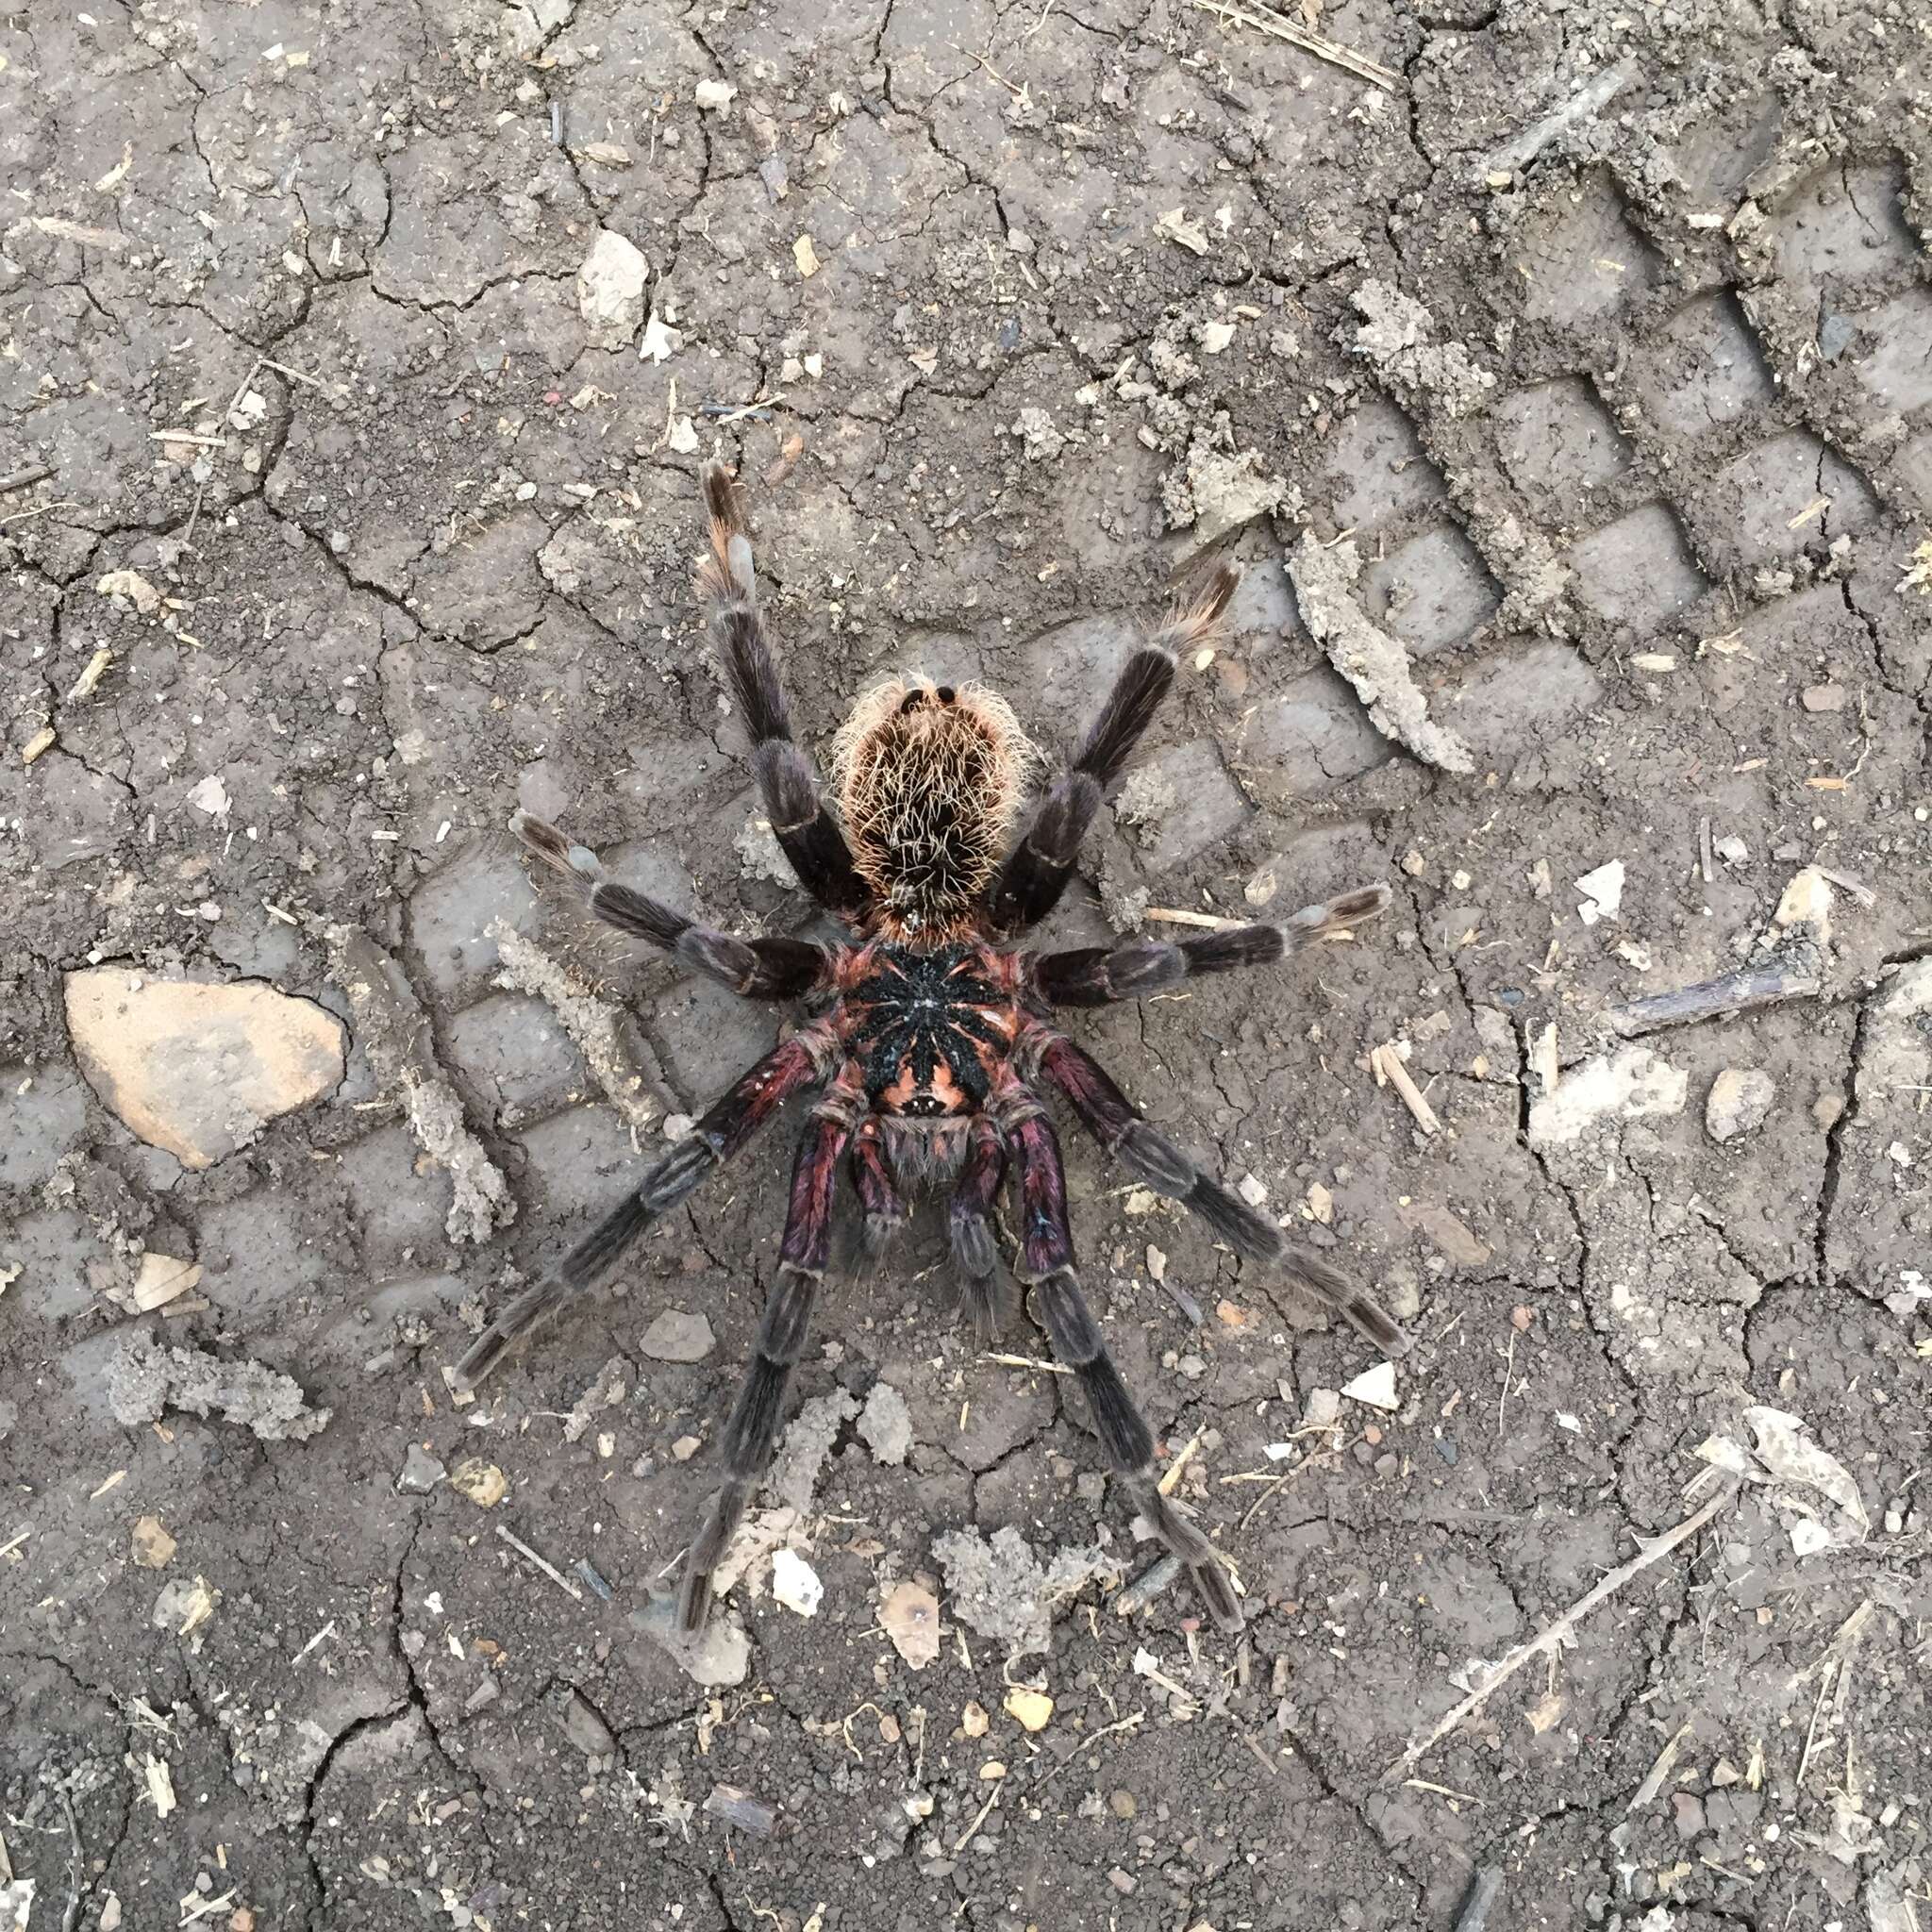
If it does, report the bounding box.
[830,680,1032,940]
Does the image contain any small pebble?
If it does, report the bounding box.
[640,1308,715,1362]
[1109,1789,1137,1820]
[1108,1869,1137,1895]
[1707,1068,1775,1143]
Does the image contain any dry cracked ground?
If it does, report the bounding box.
[3,0,1930,1928]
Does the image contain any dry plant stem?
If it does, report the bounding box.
[1381,1482,1738,1783]
[495,1524,586,1602]
[1143,906,1250,930]
[1373,1043,1441,1135]
[1606,944,1821,1039]
[1191,0,1397,87]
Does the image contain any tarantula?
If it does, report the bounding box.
[456,464,1409,1636]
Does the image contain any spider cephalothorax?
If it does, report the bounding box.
[455,463,1409,1639]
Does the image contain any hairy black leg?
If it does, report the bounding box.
[697,464,870,923]
[454,1025,838,1387]
[1031,885,1391,1007]
[949,1113,1009,1340]
[1026,1026,1411,1358]
[987,562,1239,938]
[850,1113,906,1254]
[513,810,831,999]
[999,1105,1241,1633]
[677,1076,858,1632]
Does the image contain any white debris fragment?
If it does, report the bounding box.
[1574,859,1624,924]
[771,1547,824,1617]
[1527,1045,1688,1146]
[694,78,737,111]
[640,312,683,364]
[1341,1361,1398,1411]
[95,568,163,615]
[186,774,231,819]
[1790,1518,1833,1557]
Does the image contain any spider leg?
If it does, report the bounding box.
[678,1071,861,1632]
[987,563,1239,939]
[1001,1098,1242,1634]
[949,1113,1009,1341]
[1024,1025,1411,1358]
[453,1024,838,1387]
[697,463,871,924]
[850,1113,906,1255]
[512,810,832,999]
[1031,886,1391,1007]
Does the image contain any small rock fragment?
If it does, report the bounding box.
[64,970,347,1171]
[397,1443,447,1494]
[131,1515,176,1568]
[1004,1688,1053,1732]
[1801,683,1846,712]
[693,78,737,111]
[576,228,650,350]
[793,234,821,277]
[1341,1361,1399,1411]
[1303,1388,1341,1429]
[555,1689,616,1758]
[960,1700,989,1736]
[450,1458,508,1507]
[1236,1173,1268,1208]
[771,1547,824,1617]
[639,1309,715,1363]
[1774,866,1834,944]
[671,1434,702,1461]
[857,1381,913,1465]
[880,1580,941,1669]
[1706,1068,1775,1143]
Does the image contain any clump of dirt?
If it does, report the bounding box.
[106,1334,331,1441]
[931,1524,1116,1656]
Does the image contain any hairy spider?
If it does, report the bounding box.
[456,464,1409,1636]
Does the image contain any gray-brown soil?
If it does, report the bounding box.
[3,2,1929,1929]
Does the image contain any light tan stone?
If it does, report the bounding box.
[64,970,346,1169]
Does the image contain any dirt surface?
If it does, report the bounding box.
[3,2,1929,1928]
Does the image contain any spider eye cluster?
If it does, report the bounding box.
[830,679,1031,940]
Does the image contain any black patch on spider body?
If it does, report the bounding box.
[845,943,1007,1110]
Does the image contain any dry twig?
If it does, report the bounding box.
[1371,1043,1441,1135]
[495,1524,585,1602]
[1192,0,1397,89]
[1382,1483,1737,1782]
